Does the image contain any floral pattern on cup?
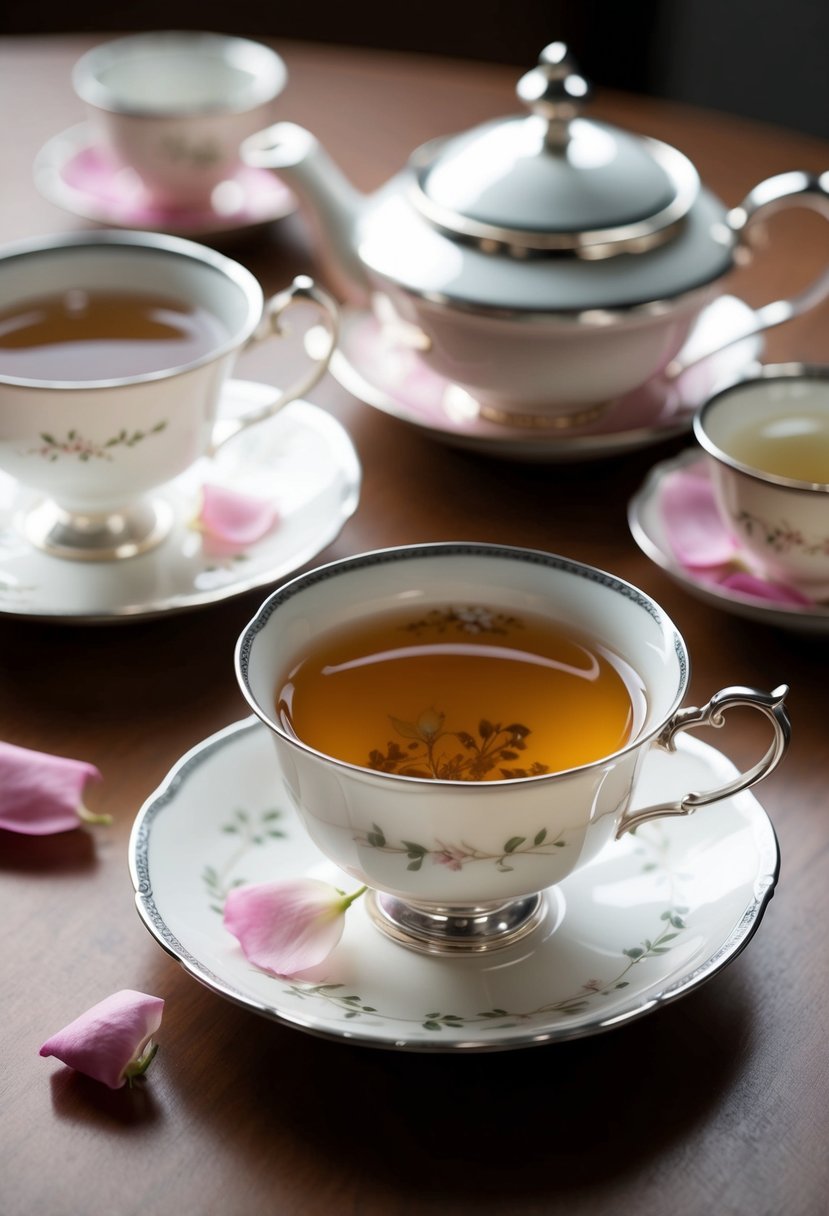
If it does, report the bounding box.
[737,509,829,557]
[160,133,222,168]
[355,821,568,873]
[402,606,522,636]
[28,421,167,462]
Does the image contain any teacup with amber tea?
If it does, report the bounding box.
[236,544,790,954]
[0,230,337,560]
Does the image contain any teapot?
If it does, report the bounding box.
[243,44,829,428]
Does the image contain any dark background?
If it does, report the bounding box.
[3,0,828,140]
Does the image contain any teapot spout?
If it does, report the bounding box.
[242,122,371,306]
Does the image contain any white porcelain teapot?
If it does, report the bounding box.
[243,44,829,427]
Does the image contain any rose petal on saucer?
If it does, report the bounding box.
[661,466,737,568]
[224,878,356,978]
[198,484,278,549]
[39,989,164,1089]
[0,741,102,835]
[720,571,814,606]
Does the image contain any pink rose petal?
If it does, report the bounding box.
[661,466,737,568]
[198,484,278,549]
[39,989,164,1089]
[0,741,102,835]
[720,571,814,605]
[224,878,360,978]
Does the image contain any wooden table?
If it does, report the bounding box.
[2,37,828,1216]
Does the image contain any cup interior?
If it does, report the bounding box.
[695,369,829,488]
[74,32,287,116]
[0,234,262,387]
[238,544,689,776]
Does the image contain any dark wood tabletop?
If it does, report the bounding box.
[2,35,828,1216]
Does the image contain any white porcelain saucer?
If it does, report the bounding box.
[34,124,296,238]
[629,449,829,633]
[0,382,360,623]
[311,296,763,462]
[130,716,779,1052]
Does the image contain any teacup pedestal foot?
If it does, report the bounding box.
[20,497,174,561]
[366,889,547,955]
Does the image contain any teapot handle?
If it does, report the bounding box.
[615,684,790,838]
[667,171,829,379]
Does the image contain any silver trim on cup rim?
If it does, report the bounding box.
[0,229,264,390]
[694,362,829,493]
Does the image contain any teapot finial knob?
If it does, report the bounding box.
[517,43,592,147]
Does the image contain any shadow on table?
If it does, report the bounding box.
[0,826,98,874]
[167,969,754,1201]
[49,1068,163,1128]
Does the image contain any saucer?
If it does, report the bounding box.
[312,296,763,462]
[629,449,829,633]
[34,124,296,238]
[130,716,779,1052]
[0,382,360,623]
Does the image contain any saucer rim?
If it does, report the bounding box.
[33,123,296,236]
[0,383,361,625]
[628,448,829,629]
[323,301,764,462]
[129,715,780,1053]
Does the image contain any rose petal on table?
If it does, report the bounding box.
[661,466,737,567]
[224,878,355,978]
[720,571,814,605]
[39,990,164,1090]
[197,484,278,547]
[0,741,102,835]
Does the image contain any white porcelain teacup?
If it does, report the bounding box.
[73,31,287,211]
[694,365,829,598]
[0,230,338,560]
[236,543,790,954]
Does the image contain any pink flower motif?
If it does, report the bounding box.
[582,978,605,993]
[195,483,278,555]
[224,878,366,978]
[39,990,164,1089]
[432,846,468,871]
[0,741,108,835]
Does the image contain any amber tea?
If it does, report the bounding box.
[276,605,644,781]
[0,289,228,381]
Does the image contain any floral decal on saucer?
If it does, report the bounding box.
[203,807,286,912]
[354,820,567,873]
[29,421,167,462]
[202,798,689,1034]
[202,797,685,1036]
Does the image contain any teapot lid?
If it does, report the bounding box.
[410,44,699,258]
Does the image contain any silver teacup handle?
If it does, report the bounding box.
[667,170,829,379]
[616,684,791,838]
[209,275,339,454]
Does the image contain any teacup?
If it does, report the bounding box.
[73,32,286,211]
[0,230,338,560]
[236,543,790,955]
[694,365,829,597]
